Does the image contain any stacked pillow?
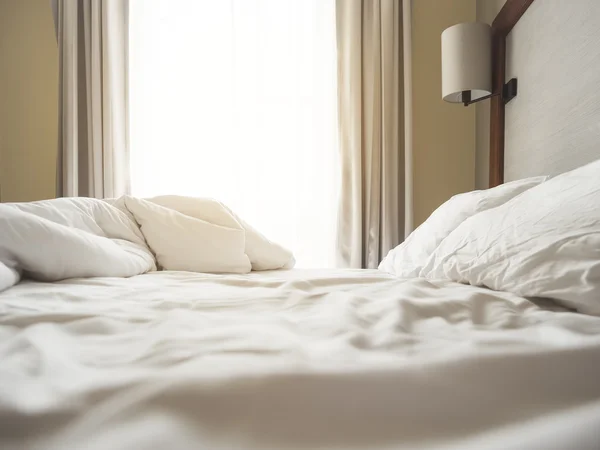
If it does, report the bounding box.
[381,159,600,315]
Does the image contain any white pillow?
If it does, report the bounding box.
[124,197,252,273]
[420,159,600,315]
[148,196,294,270]
[0,203,154,282]
[378,176,547,277]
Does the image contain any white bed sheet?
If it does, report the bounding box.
[1,269,600,449]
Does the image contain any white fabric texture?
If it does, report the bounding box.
[421,159,600,315]
[148,196,295,271]
[124,197,251,273]
[2,269,600,450]
[0,262,19,292]
[379,176,547,278]
[0,198,155,285]
[0,196,294,290]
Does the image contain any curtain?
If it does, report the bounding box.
[128,0,339,268]
[51,0,130,198]
[335,0,413,268]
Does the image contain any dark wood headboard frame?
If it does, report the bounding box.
[489,0,536,187]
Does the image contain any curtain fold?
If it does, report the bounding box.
[335,0,412,268]
[52,0,129,198]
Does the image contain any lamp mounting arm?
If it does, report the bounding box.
[462,78,518,107]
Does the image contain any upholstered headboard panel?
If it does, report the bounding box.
[489,0,600,184]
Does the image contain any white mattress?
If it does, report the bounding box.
[2,269,600,449]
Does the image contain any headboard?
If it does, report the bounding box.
[489,0,600,186]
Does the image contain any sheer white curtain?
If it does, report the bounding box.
[129,0,339,268]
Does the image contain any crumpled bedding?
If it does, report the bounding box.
[0,196,295,291]
[1,269,600,450]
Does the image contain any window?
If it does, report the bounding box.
[129,0,339,268]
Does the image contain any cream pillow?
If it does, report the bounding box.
[148,195,294,270]
[124,197,251,273]
[378,176,547,278]
[420,159,600,315]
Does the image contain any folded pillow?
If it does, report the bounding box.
[124,197,252,273]
[378,176,547,278]
[148,195,295,271]
[420,159,600,315]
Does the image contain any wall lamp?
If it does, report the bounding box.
[441,22,517,107]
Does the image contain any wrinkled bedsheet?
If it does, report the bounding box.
[2,269,600,449]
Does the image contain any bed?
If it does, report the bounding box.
[3,268,600,450]
[3,0,600,449]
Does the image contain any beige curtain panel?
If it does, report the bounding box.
[52,0,130,198]
[335,0,413,269]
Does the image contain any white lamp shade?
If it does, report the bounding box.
[442,22,492,103]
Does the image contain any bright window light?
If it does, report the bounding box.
[129,0,339,268]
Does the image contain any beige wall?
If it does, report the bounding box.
[0,0,58,202]
[475,0,507,189]
[412,0,477,226]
